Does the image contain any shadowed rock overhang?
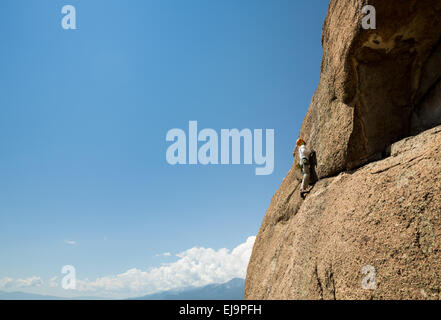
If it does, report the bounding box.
[300,0,441,179]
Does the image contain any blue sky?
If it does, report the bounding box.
[0,0,329,298]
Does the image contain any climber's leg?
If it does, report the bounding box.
[300,160,310,193]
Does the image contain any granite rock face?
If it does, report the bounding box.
[245,125,441,300]
[245,0,441,300]
[298,0,441,178]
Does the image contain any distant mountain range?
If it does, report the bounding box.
[0,291,106,300]
[0,278,245,300]
[130,278,245,300]
[0,291,65,300]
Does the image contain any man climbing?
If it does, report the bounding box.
[295,138,311,198]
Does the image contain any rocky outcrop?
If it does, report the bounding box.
[299,0,441,179]
[245,0,441,300]
[245,125,441,300]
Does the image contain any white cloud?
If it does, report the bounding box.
[49,276,59,288]
[155,252,171,257]
[76,236,256,297]
[15,276,43,288]
[1,236,256,298]
[65,240,76,245]
[0,276,43,289]
[0,277,13,289]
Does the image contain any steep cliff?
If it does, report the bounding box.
[297,0,441,179]
[245,0,441,300]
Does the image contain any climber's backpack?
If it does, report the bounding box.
[309,149,318,185]
[309,149,317,168]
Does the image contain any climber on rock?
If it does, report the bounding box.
[294,138,313,198]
